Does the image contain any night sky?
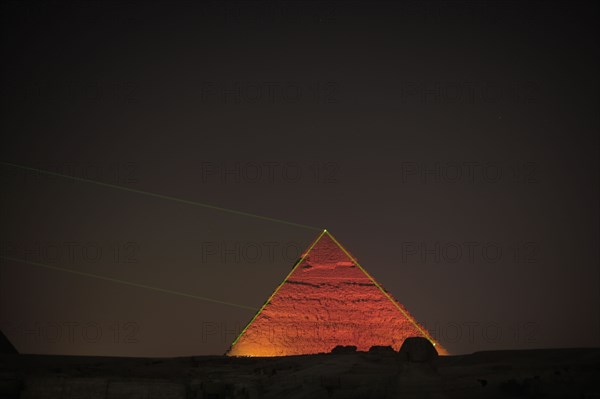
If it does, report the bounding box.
[1,1,598,357]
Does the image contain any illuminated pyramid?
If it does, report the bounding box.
[226,230,446,357]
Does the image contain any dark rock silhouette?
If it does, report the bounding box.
[398,337,438,362]
[368,345,395,354]
[0,330,17,354]
[331,345,357,354]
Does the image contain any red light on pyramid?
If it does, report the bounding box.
[226,230,447,357]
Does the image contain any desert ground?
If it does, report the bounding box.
[1,346,599,398]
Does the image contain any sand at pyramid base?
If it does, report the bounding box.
[227,231,446,357]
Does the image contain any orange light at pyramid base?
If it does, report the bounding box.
[226,230,448,357]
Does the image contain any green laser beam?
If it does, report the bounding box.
[0,256,258,311]
[0,161,321,231]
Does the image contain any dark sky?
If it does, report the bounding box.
[1,1,598,356]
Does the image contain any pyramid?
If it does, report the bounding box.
[226,230,446,356]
